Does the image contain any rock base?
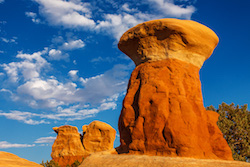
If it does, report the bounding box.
[80,154,249,167]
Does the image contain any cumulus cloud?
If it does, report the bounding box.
[0,141,35,149]
[2,49,49,82]
[68,70,78,80]
[48,49,69,60]
[60,39,85,50]
[0,48,132,124]
[148,0,196,19]
[34,136,56,143]
[1,48,132,112]
[30,0,196,40]
[15,63,131,108]
[17,77,78,107]
[34,0,95,29]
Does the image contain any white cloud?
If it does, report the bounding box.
[15,63,131,108]
[95,12,155,40]
[34,136,56,143]
[79,74,103,84]
[17,77,78,106]
[0,141,35,149]
[0,99,118,123]
[0,88,13,95]
[148,0,196,19]
[48,49,69,60]
[1,37,17,44]
[0,110,49,125]
[60,39,85,50]
[34,0,95,29]
[68,70,78,80]
[0,46,132,123]
[2,49,49,82]
[0,0,4,4]
[25,12,41,23]
[121,3,137,13]
[32,0,196,40]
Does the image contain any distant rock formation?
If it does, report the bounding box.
[51,121,116,167]
[0,151,42,167]
[117,18,233,160]
[82,121,116,154]
[51,125,85,167]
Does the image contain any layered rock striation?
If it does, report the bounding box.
[117,18,233,160]
[51,121,116,167]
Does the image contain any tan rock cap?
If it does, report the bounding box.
[118,18,219,68]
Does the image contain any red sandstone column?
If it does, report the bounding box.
[117,18,233,160]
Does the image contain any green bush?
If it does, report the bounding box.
[71,160,81,167]
[41,159,82,167]
[40,160,60,167]
[206,102,250,162]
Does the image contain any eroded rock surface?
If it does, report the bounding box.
[117,18,233,160]
[51,125,85,167]
[51,121,116,167]
[118,18,219,68]
[82,121,116,154]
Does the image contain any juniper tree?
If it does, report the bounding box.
[206,102,250,162]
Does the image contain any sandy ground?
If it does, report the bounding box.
[80,154,250,167]
[0,151,42,167]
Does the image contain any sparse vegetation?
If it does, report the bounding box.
[40,160,60,167]
[206,102,250,162]
[70,160,81,167]
[41,159,82,167]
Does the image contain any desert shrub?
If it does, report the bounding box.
[206,102,250,162]
[65,159,82,167]
[40,160,60,167]
[71,160,81,167]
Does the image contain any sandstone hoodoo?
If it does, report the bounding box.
[51,125,85,167]
[82,121,116,154]
[51,121,116,167]
[117,18,233,160]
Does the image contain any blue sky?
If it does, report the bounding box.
[0,0,249,164]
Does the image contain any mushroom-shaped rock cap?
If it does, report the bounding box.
[118,18,219,68]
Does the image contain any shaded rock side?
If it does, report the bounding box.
[0,151,42,167]
[51,125,85,167]
[79,154,250,167]
[117,59,233,160]
[82,121,116,154]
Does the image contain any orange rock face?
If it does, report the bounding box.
[117,19,233,160]
[51,125,85,167]
[82,121,116,154]
[51,121,116,167]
